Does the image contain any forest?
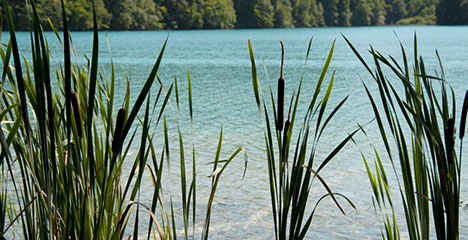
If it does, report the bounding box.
[1,0,467,31]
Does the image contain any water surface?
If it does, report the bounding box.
[5,26,468,239]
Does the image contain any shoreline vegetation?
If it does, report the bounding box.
[1,0,466,239]
[1,0,467,31]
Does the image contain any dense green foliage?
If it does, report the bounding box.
[346,35,464,240]
[0,0,245,238]
[436,0,468,24]
[250,39,357,240]
[1,0,466,30]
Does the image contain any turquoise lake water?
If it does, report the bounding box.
[4,26,468,239]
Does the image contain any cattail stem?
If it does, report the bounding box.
[277,41,285,131]
[70,91,82,138]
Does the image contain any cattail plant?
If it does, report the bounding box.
[0,1,245,239]
[250,39,357,240]
[346,34,464,240]
[0,0,172,238]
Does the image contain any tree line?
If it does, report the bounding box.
[1,0,467,31]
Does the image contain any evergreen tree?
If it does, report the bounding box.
[203,0,236,29]
[274,0,294,28]
[350,0,359,12]
[61,0,111,30]
[437,0,465,24]
[186,0,205,29]
[370,0,385,25]
[385,0,406,24]
[351,0,372,25]
[165,0,204,29]
[233,0,251,28]
[338,0,351,26]
[234,0,274,28]
[320,0,339,26]
[0,0,446,29]
[129,0,164,29]
[420,4,437,24]
[253,0,275,27]
[105,0,133,29]
[292,0,312,27]
[164,0,185,28]
[459,0,468,24]
[2,0,29,30]
[315,1,326,26]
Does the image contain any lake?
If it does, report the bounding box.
[5,26,468,239]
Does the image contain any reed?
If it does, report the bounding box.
[0,1,244,239]
[0,0,174,237]
[345,34,464,240]
[249,39,357,239]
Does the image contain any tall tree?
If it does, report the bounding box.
[274,0,294,28]
[370,0,385,25]
[253,0,275,27]
[351,0,372,25]
[65,0,111,30]
[203,0,237,29]
[105,0,133,29]
[437,0,466,24]
[320,0,339,26]
[338,0,351,26]
[292,0,312,27]
[314,1,326,26]
[129,0,164,29]
[235,0,274,28]
[385,0,406,24]
[460,0,468,24]
[165,0,204,29]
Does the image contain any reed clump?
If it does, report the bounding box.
[0,0,244,239]
[250,39,357,240]
[346,34,464,240]
[0,0,170,238]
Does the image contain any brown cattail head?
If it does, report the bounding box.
[112,108,126,153]
[445,118,455,165]
[459,90,468,139]
[277,41,285,131]
[70,91,82,138]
